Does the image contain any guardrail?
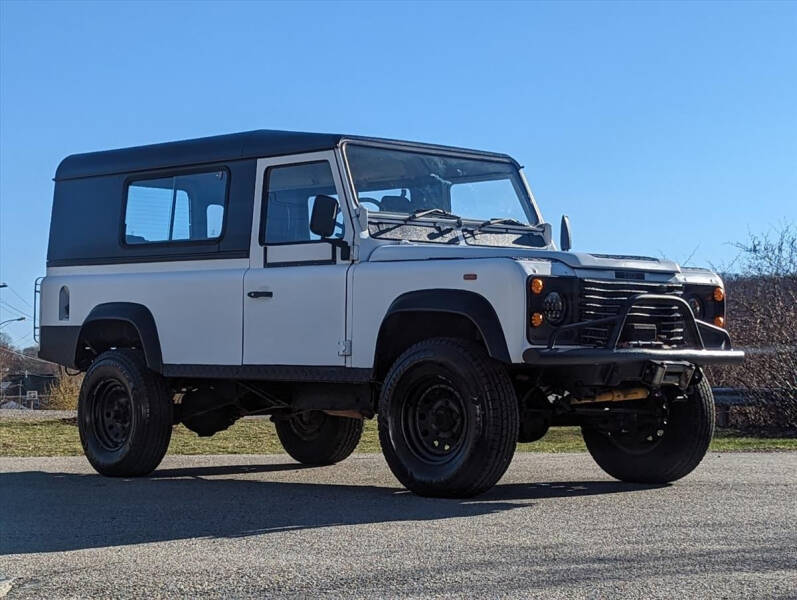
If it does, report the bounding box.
[713,388,749,427]
[712,387,792,427]
[713,387,750,407]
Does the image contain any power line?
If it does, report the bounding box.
[0,300,32,319]
[0,345,56,365]
[3,285,34,309]
[14,331,35,346]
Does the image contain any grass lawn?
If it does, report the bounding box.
[1,417,795,457]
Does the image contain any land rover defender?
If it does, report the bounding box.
[37,130,743,497]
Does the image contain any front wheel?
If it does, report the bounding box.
[378,338,519,498]
[582,376,715,483]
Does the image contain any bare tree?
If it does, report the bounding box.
[709,222,797,432]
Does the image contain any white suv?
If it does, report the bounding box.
[37,130,743,497]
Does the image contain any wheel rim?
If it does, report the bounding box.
[605,397,669,455]
[400,377,468,464]
[91,379,133,451]
[608,428,665,455]
[288,411,326,440]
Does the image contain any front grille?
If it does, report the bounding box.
[578,279,687,348]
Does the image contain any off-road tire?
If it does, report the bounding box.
[582,376,715,483]
[78,349,173,477]
[275,411,363,465]
[378,338,519,498]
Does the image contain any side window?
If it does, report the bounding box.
[206,204,224,238]
[124,170,227,244]
[263,161,343,244]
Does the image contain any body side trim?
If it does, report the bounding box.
[162,363,372,383]
[82,303,164,371]
[47,249,249,268]
[38,325,82,368]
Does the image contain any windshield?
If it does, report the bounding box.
[345,145,538,226]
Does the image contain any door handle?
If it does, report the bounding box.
[247,291,273,299]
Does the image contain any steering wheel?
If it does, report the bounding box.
[358,197,382,211]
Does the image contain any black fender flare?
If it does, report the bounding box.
[378,289,511,363]
[80,302,163,372]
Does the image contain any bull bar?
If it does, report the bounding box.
[523,293,745,366]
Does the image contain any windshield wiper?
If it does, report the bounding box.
[468,217,543,232]
[367,209,461,237]
[479,217,529,228]
[404,208,462,223]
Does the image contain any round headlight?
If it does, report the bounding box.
[688,295,704,319]
[543,291,566,325]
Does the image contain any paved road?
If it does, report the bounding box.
[1,452,795,599]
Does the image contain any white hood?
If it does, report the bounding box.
[366,243,680,273]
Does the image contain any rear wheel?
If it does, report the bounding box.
[582,376,715,483]
[275,411,363,465]
[378,338,518,498]
[78,349,173,477]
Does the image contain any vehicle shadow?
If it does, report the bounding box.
[0,463,663,555]
[150,462,319,478]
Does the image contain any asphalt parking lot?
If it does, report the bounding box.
[1,452,795,599]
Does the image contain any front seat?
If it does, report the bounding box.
[379,195,412,213]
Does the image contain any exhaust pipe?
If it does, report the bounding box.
[323,409,366,419]
[570,387,649,405]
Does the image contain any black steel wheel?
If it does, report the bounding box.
[91,379,133,451]
[78,349,172,477]
[275,410,363,465]
[378,338,518,498]
[582,375,715,483]
[401,379,468,464]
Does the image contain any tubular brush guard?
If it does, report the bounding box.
[523,293,745,366]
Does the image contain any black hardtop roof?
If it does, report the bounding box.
[54,129,517,181]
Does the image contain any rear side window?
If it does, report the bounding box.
[124,170,227,245]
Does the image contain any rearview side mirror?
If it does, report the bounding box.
[560,215,572,251]
[310,195,339,238]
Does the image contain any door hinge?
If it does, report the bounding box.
[337,339,352,357]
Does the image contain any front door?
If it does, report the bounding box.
[243,151,352,366]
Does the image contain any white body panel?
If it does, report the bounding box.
[42,259,247,365]
[243,265,348,365]
[349,258,529,366]
[242,151,355,366]
[362,244,681,273]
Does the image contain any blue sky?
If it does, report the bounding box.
[1,0,795,348]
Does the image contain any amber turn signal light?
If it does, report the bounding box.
[531,312,544,327]
[714,316,725,328]
[713,287,725,302]
[530,278,544,295]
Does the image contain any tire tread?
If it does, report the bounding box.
[78,349,172,477]
[582,376,715,484]
[378,337,518,498]
[276,413,363,466]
